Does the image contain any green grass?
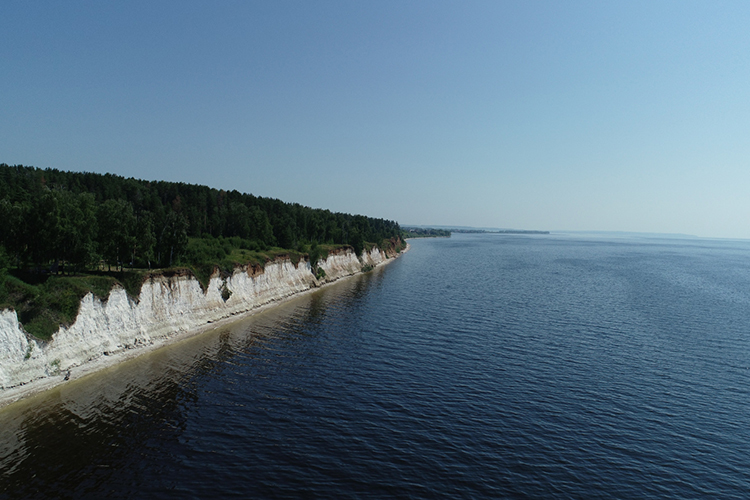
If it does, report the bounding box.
[0,237,401,340]
[0,273,127,340]
[184,240,309,290]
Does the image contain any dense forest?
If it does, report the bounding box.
[0,164,403,339]
[0,164,402,272]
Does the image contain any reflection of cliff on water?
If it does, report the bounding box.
[0,333,207,497]
[0,267,384,498]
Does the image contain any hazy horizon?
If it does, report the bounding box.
[2,1,749,239]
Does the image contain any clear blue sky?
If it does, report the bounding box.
[2,1,749,238]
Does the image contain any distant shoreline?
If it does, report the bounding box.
[453,229,550,235]
[403,225,549,235]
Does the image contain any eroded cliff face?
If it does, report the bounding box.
[0,246,398,395]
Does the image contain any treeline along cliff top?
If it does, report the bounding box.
[0,164,403,339]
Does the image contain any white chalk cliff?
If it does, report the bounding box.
[0,246,397,401]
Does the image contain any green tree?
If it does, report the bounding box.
[250,206,275,246]
[98,199,136,271]
[349,227,364,257]
[0,199,30,267]
[158,211,189,267]
[27,190,61,269]
[134,212,156,269]
[57,190,97,272]
[227,202,252,239]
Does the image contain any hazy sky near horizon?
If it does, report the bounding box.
[2,1,749,238]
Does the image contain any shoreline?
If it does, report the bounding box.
[0,243,409,410]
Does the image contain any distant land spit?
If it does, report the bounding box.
[404,225,550,235]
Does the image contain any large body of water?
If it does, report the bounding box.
[2,233,750,498]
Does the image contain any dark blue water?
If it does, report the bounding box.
[3,233,750,498]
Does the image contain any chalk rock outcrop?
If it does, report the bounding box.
[0,246,397,395]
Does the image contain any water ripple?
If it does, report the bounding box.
[3,235,750,498]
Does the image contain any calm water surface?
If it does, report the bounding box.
[2,233,750,498]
